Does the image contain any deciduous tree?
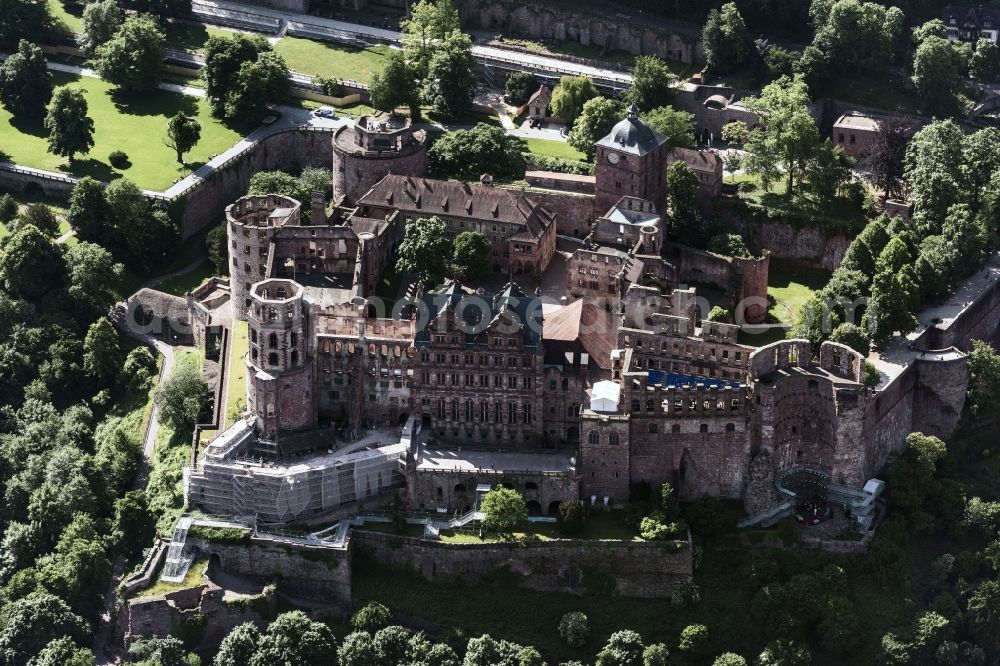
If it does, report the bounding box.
[93,15,165,93]
[595,630,645,666]
[479,487,527,537]
[550,75,599,126]
[422,30,476,120]
[0,225,65,301]
[400,0,461,78]
[396,216,451,286]
[624,55,675,112]
[0,40,52,119]
[642,106,695,149]
[164,112,202,164]
[81,0,123,56]
[702,3,749,74]
[568,97,625,160]
[427,123,526,181]
[250,611,338,666]
[722,75,818,195]
[154,358,209,432]
[369,51,420,117]
[83,317,122,385]
[451,231,491,281]
[215,623,261,666]
[504,71,538,106]
[45,88,95,163]
[971,39,1000,83]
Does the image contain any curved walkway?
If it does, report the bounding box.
[92,261,211,664]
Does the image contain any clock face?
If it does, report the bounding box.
[607,152,620,165]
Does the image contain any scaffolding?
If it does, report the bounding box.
[186,429,407,523]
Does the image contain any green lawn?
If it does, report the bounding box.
[738,259,829,347]
[139,557,209,598]
[0,71,246,191]
[224,319,249,428]
[765,259,830,328]
[519,137,585,161]
[46,0,83,35]
[162,20,231,54]
[273,37,392,84]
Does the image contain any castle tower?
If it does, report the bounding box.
[246,279,316,436]
[594,104,671,216]
[225,194,302,319]
[332,113,428,204]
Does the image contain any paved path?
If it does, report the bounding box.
[92,256,216,664]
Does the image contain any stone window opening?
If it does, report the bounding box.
[588,431,599,444]
[268,352,278,366]
[525,481,538,491]
[436,487,443,499]
[699,423,709,433]
[726,423,735,432]
[648,423,658,433]
[671,424,681,434]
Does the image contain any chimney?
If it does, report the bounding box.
[479,173,494,187]
[310,191,326,223]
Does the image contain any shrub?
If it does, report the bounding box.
[639,514,681,541]
[678,624,710,661]
[557,612,589,648]
[352,601,391,633]
[556,500,585,535]
[108,150,130,169]
[0,193,18,223]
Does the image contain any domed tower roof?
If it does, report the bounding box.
[596,103,668,156]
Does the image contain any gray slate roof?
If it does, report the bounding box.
[596,104,668,157]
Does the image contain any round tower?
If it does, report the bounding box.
[332,113,428,204]
[246,278,315,436]
[226,194,302,319]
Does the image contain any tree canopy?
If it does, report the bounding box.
[422,30,476,120]
[551,76,599,126]
[45,88,95,163]
[568,97,625,160]
[479,487,527,537]
[0,40,52,119]
[427,123,526,181]
[396,216,451,287]
[93,15,165,93]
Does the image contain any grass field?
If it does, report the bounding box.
[139,557,208,598]
[224,320,249,428]
[0,71,245,191]
[765,259,830,328]
[273,37,392,84]
[738,259,829,347]
[47,0,83,35]
[519,137,585,161]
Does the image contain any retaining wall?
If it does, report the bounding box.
[351,529,693,598]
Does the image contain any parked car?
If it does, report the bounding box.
[261,106,282,125]
[312,106,336,118]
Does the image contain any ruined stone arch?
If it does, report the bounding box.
[510,6,534,36]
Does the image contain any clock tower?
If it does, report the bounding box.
[594,103,670,215]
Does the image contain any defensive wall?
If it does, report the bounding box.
[121,581,275,654]
[459,0,704,64]
[350,528,693,599]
